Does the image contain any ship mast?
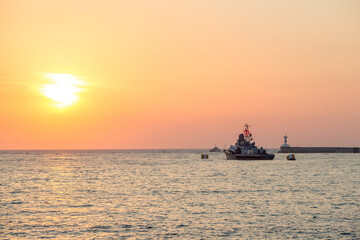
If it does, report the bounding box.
[244,123,251,143]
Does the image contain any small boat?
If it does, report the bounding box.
[210,145,221,152]
[224,124,275,160]
[287,154,296,160]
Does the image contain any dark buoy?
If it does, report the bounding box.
[287,153,296,160]
[201,154,209,159]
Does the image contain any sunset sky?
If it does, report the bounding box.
[1,0,359,149]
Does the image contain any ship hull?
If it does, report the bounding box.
[224,150,275,160]
[210,150,222,152]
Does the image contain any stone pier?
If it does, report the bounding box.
[279,147,359,153]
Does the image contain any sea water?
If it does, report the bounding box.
[0,150,359,239]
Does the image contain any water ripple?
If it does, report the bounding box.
[0,150,359,239]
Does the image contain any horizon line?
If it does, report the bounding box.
[0,147,283,151]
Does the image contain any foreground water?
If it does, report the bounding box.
[0,150,359,239]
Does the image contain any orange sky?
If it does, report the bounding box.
[1,0,359,149]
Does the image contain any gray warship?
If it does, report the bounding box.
[224,124,275,160]
[210,145,222,152]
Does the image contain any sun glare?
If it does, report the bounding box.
[42,73,83,108]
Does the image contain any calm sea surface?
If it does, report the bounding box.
[0,150,359,239]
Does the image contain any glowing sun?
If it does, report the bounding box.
[42,73,83,107]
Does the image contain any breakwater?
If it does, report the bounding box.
[279,147,359,153]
